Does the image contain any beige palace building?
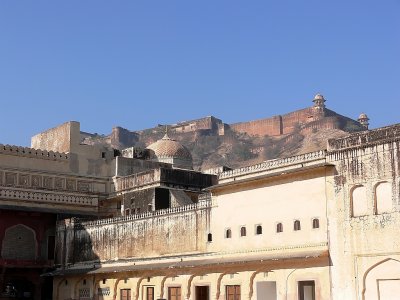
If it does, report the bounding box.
[50,123,400,300]
[0,106,399,300]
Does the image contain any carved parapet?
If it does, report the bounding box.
[114,169,160,192]
[327,123,400,152]
[78,200,212,228]
[219,150,327,180]
[0,186,98,207]
[0,144,69,161]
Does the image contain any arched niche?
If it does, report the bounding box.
[351,185,368,217]
[375,182,392,214]
[362,258,400,300]
[1,224,37,260]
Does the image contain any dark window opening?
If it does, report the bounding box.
[195,286,209,300]
[47,235,55,260]
[240,226,246,237]
[276,223,283,233]
[207,233,212,242]
[155,188,170,210]
[226,229,232,239]
[312,218,319,229]
[294,220,301,231]
[83,279,86,285]
[256,225,262,235]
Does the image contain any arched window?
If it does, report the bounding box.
[240,226,246,237]
[375,182,392,214]
[276,223,283,233]
[352,185,368,217]
[312,218,320,229]
[207,233,212,242]
[294,220,301,231]
[226,229,232,239]
[256,225,262,235]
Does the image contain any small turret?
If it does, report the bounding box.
[312,93,326,119]
[358,113,370,130]
[313,93,326,109]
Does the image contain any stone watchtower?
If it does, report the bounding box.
[312,93,326,119]
[358,113,370,130]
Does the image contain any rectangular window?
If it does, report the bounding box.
[121,289,131,300]
[147,287,154,300]
[226,285,240,300]
[168,287,181,300]
[298,281,315,300]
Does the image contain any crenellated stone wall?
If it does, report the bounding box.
[230,115,283,136]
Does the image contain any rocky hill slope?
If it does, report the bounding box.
[81,97,367,170]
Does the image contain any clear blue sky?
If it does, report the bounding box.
[0,1,399,146]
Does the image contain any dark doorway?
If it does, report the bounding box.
[155,188,170,210]
[47,236,55,260]
[41,277,53,300]
[195,286,209,300]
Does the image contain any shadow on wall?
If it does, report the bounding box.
[56,218,101,268]
[53,218,101,300]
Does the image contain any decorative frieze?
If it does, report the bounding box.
[0,170,96,195]
[77,181,90,192]
[5,172,17,186]
[31,175,42,188]
[43,177,53,189]
[55,178,65,190]
[66,179,76,191]
[19,174,30,187]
